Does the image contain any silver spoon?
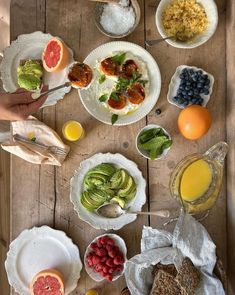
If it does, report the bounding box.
[145,36,175,47]
[31,82,71,100]
[97,203,170,218]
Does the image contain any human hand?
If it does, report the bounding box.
[0,86,48,121]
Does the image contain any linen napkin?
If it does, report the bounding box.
[125,211,225,295]
[1,116,70,166]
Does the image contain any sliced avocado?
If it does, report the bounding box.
[87,163,116,177]
[125,187,137,200]
[81,192,96,211]
[119,169,130,189]
[111,197,126,208]
[110,169,122,189]
[118,176,136,197]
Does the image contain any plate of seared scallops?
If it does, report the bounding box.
[79,41,161,125]
[0,31,74,107]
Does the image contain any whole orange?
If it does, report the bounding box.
[178,105,212,140]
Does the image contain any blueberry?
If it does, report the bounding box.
[192,76,198,82]
[189,69,194,75]
[183,95,189,100]
[180,73,185,79]
[203,89,210,95]
[183,101,189,107]
[182,68,188,74]
[197,83,203,88]
[193,82,197,88]
[199,88,204,94]
[179,85,185,90]
[173,96,178,102]
[186,81,191,86]
[203,74,208,79]
[182,91,187,96]
[199,78,205,83]
[184,76,189,81]
[204,85,210,90]
[188,90,193,96]
[185,86,191,91]
[194,89,199,95]
[191,98,197,103]
[199,98,204,104]
[197,70,203,75]
[178,98,184,105]
[155,108,162,115]
[205,79,210,85]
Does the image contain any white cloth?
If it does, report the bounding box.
[125,211,225,295]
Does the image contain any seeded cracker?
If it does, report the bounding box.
[150,270,181,295]
[152,263,177,278]
[176,258,201,294]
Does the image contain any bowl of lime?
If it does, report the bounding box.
[136,124,172,160]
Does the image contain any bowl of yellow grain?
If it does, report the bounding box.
[156,0,218,49]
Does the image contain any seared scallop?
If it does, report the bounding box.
[121,59,139,79]
[68,62,93,88]
[100,57,120,76]
[127,83,145,104]
[108,92,127,109]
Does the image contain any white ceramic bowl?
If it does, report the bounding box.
[70,153,146,230]
[136,124,172,160]
[155,0,218,49]
[167,65,214,109]
[84,233,127,282]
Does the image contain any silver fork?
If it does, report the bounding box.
[13,134,68,156]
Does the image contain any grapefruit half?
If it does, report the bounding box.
[30,269,65,295]
[42,38,69,72]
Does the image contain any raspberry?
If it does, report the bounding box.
[92,255,100,265]
[108,249,116,258]
[106,244,113,252]
[108,267,115,274]
[90,242,98,250]
[104,274,113,282]
[106,258,115,267]
[116,265,124,272]
[106,238,115,246]
[100,256,108,263]
[103,266,109,274]
[96,248,107,257]
[113,256,124,265]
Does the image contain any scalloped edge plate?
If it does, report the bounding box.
[0,31,74,107]
[167,65,214,109]
[70,153,146,230]
[5,226,82,295]
[79,41,161,126]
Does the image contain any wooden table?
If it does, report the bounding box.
[9,0,235,294]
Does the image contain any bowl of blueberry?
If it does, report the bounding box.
[167,65,214,109]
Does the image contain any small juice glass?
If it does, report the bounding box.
[62,120,85,142]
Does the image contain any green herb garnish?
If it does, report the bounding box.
[111,114,119,125]
[99,74,106,84]
[99,94,108,102]
[115,71,146,92]
[111,53,126,65]
[110,92,120,102]
[137,128,173,160]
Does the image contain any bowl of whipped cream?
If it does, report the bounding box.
[94,0,141,38]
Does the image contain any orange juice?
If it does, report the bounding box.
[62,120,85,141]
[180,159,212,202]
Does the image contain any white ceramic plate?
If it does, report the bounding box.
[0,31,74,107]
[70,153,147,230]
[136,124,172,160]
[167,65,214,109]
[5,226,82,295]
[79,41,161,126]
[84,234,127,282]
[156,0,218,49]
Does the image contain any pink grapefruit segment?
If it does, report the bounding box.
[42,38,69,72]
[30,269,65,295]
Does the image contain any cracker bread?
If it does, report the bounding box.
[150,270,181,295]
[176,258,201,295]
[152,263,177,278]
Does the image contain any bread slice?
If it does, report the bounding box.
[150,270,181,295]
[152,263,177,278]
[175,258,201,295]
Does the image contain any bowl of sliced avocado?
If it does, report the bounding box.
[70,153,146,230]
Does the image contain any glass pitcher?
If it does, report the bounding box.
[169,142,229,215]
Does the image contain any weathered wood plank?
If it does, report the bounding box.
[226,1,235,294]
[145,0,227,277]
[45,0,148,294]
